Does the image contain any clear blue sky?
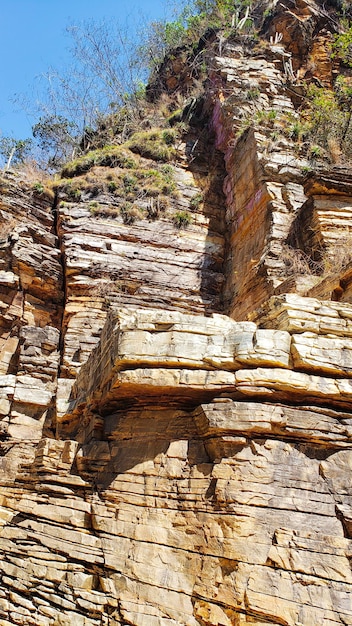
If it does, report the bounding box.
[0,0,170,140]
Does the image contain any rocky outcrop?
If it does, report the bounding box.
[0,175,62,486]
[57,157,226,379]
[1,1,352,624]
[3,298,352,625]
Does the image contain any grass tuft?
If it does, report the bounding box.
[126,128,177,162]
[61,146,137,178]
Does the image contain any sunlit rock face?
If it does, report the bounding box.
[2,1,352,624]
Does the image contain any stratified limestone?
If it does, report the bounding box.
[2,2,352,625]
[194,399,352,449]
[57,158,226,378]
[252,293,352,335]
[60,302,352,437]
[2,276,352,625]
[40,299,352,625]
[210,49,309,319]
[0,174,63,482]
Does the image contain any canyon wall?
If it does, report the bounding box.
[1,1,352,624]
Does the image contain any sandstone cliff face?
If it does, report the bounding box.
[1,1,352,625]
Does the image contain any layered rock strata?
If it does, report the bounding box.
[57,158,226,379]
[2,299,352,625]
[1,0,352,624]
[0,175,63,482]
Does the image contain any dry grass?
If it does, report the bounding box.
[61,146,138,178]
[14,160,51,184]
[88,203,120,218]
[0,216,19,240]
[120,203,144,224]
[126,129,177,162]
[281,236,352,280]
[322,235,352,275]
[281,245,314,275]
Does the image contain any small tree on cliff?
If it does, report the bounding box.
[32,115,78,169]
[30,20,146,150]
[0,136,33,170]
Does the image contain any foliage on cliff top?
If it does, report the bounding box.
[61,127,178,178]
[5,0,260,172]
[333,24,352,67]
[5,0,352,173]
[146,0,253,68]
[61,145,138,178]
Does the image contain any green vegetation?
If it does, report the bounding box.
[61,146,137,178]
[57,160,177,203]
[332,25,352,67]
[107,180,118,192]
[255,109,277,125]
[0,137,33,169]
[172,210,192,228]
[61,127,178,179]
[126,128,177,162]
[335,1,352,21]
[0,0,273,174]
[120,202,144,224]
[301,84,352,162]
[122,173,138,193]
[189,192,203,210]
[56,178,88,200]
[309,145,322,159]
[7,0,254,171]
[236,76,352,166]
[246,87,260,101]
[6,0,352,180]
[88,201,100,212]
[32,182,44,194]
[30,180,55,201]
[56,149,179,227]
[287,119,307,142]
[32,115,77,169]
[146,0,253,68]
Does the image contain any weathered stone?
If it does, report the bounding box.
[234,367,352,409]
[252,293,352,336]
[233,328,291,368]
[1,3,352,624]
[292,332,352,376]
[194,400,352,448]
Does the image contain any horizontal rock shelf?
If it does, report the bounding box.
[62,303,352,431]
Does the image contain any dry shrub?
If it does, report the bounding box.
[322,235,352,274]
[281,245,313,275]
[120,203,144,224]
[327,137,343,164]
[14,160,51,184]
[282,235,352,280]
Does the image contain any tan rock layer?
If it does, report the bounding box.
[1,2,352,623]
[62,303,352,436]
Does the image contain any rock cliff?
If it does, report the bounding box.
[1,1,352,624]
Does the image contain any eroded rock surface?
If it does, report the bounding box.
[1,1,352,624]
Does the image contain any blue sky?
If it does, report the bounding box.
[0,0,170,140]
